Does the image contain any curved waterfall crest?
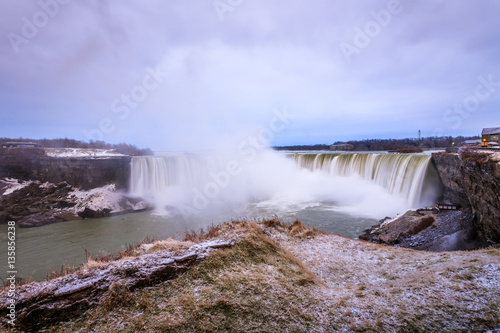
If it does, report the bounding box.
[130,152,438,210]
[290,153,434,206]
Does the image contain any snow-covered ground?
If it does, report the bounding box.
[0,178,33,195]
[44,148,126,158]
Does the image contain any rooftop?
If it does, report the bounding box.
[482,127,500,135]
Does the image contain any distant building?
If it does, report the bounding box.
[463,139,481,147]
[481,127,500,147]
[330,143,353,151]
[2,142,42,148]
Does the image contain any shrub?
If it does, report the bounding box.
[460,149,490,163]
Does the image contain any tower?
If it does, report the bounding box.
[418,129,421,141]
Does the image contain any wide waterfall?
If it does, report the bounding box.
[290,153,439,207]
[130,151,441,219]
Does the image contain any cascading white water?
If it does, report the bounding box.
[130,151,441,218]
[290,153,436,207]
[131,154,217,196]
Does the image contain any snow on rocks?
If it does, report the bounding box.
[491,152,500,162]
[0,178,32,196]
[44,148,126,158]
[0,178,151,227]
[67,184,124,214]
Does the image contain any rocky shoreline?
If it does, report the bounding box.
[359,209,487,251]
[0,178,151,228]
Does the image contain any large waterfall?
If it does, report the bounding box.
[130,151,441,219]
[290,153,438,207]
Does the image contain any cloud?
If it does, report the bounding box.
[1,0,499,150]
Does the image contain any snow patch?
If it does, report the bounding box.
[378,209,412,229]
[44,148,126,158]
[1,178,32,195]
[490,152,500,162]
[67,184,124,213]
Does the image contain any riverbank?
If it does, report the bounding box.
[359,209,488,251]
[2,219,499,332]
[0,178,150,227]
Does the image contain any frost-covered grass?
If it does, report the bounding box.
[44,220,500,332]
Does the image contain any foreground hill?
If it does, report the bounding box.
[2,220,499,332]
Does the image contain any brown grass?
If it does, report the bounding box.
[140,238,194,254]
[45,262,78,280]
[460,149,491,163]
[183,222,224,242]
[288,220,326,238]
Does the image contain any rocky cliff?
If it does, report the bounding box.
[0,148,149,227]
[0,148,131,190]
[432,151,500,243]
[360,151,500,250]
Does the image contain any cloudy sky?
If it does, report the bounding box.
[1,0,500,151]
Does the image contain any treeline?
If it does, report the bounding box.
[274,136,480,151]
[274,144,331,151]
[0,138,153,156]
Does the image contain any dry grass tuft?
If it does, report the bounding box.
[101,281,135,311]
[138,238,194,255]
[80,258,110,271]
[183,223,223,242]
[45,263,78,280]
[87,235,161,263]
[259,217,288,230]
[288,220,326,238]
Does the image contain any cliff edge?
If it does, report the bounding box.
[432,151,500,244]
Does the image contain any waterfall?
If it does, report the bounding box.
[290,153,438,207]
[130,154,217,196]
[130,152,441,214]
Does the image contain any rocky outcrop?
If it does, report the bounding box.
[0,179,150,227]
[432,152,500,243]
[359,209,487,251]
[0,239,233,331]
[0,148,131,190]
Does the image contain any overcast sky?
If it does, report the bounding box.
[1,0,500,151]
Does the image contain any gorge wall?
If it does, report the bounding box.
[432,152,500,243]
[0,148,131,190]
